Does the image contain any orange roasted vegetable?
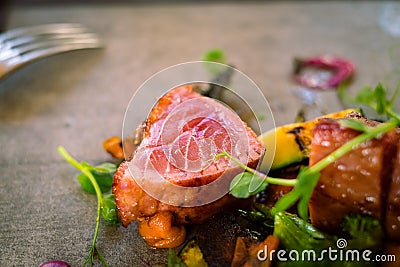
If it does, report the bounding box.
[138,211,186,248]
[231,235,280,267]
[102,136,124,159]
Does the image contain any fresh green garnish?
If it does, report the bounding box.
[354,83,400,121]
[203,49,228,76]
[203,49,226,64]
[58,146,119,267]
[216,151,297,198]
[341,214,384,250]
[76,162,115,194]
[274,167,320,220]
[239,204,382,266]
[101,193,120,224]
[273,212,382,267]
[168,249,188,267]
[274,211,332,251]
[339,82,400,122]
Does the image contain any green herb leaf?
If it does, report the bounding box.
[101,194,120,224]
[203,49,226,64]
[94,162,117,173]
[216,151,296,198]
[341,214,383,249]
[203,49,228,76]
[339,118,369,132]
[77,171,113,194]
[352,83,400,122]
[273,211,331,251]
[354,86,375,106]
[77,173,95,193]
[57,146,113,267]
[295,168,320,220]
[230,172,253,198]
[374,83,387,114]
[230,172,268,198]
[389,82,400,107]
[273,190,299,213]
[168,249,188,267]
[75,161,116,194]
[273,167,320,220]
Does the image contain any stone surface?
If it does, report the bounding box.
[0,2,398,266]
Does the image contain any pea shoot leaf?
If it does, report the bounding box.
[341,83,400,122]
[203,49,226,64]
[374,83,387,114]
[338,118,369,132]
[57,146,119,266]
[274,167,320,220]
[101,194,120,224]
[77,167,114,194]
[202,49,228,76]
[354,86,375,107]
[94,162,117,173]
[230,172,268,198]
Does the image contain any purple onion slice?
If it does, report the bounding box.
[293,55,355,90]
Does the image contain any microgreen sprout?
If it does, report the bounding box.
[203,49,226,64]
[215,151,297,198]
[339,82,400,122]
[58,146,119,267]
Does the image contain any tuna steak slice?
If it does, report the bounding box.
[386,141,400,241]
[309,118,398,235]
[113,85,264,227]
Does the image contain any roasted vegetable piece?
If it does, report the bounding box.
[231,235,279,267]
[102,136,124,159]
[179,240,208,267]
[138,211,186,248]
[258,109,358,171]
[244,235,280,267]
[231,237,249,267]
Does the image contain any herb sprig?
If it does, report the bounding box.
[58,146,119,267]
[339,82,400,122]
[223,83,400,220]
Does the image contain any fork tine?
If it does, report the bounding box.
[0,23,89,43]
[3,31,93,48]
[1,32,101,61]
[0,23,103,79]
[6,35,102,67]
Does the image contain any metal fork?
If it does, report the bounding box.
[0,23,103,80]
